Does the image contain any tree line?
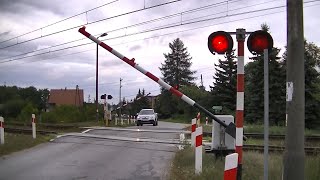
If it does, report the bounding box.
[155,24,320,129]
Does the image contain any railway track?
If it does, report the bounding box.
[243,144,320,155]
[202,132,320,141]
[205,144,320,155]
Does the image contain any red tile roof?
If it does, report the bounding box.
[48,89,84,107]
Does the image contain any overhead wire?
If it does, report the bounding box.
[1,0,319,67]
[0,0,181,50]
[0,0,241,61]
[0,0,119,44]
[0,0,290,64]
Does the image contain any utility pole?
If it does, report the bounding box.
[96,42,99,121]
[119,78,123,122]
[96,33,108,122]
[283,0,305,179]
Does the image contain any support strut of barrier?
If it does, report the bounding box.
[78,26,243,139]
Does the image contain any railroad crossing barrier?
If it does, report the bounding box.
[195,126,203,174]
[191,118,196,147]
[32,114,36,139]
[224,153,238,180]
[0,116,4,144]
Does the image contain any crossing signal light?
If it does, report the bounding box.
[107,95,113,99]
[247,30,273,54]
[101,94,106,99]
[101,94,113,99]
[208,31,233,55]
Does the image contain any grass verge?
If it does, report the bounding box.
[169,146,320,180]
[0,133,54,157]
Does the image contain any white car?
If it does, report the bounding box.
[136,109,158,126]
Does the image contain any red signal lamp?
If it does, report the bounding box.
[247,30,273,54]
[208,31,233,55]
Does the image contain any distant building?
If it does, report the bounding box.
[146,95,158,109]
[48,86,84,111]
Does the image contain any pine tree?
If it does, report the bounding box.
[159,38,196,88]
[245,24,286,125]
[158,38,196,117]
[210,49,237,113]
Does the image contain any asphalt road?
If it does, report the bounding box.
[0,121,188,180]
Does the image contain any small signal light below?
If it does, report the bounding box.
[247,30,273,54]
[208,31,233,55]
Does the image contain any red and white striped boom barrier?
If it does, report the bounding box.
[191,118,196,147]
[32,114,36,139]
[0,116,4,144]
[224,153,238,180]
[195,126,202,174]
[78,26,237,138]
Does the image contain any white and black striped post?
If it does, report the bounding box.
[32,114,36,139]
[78,26,238,139]
[195,126,202,174]
[0,117,4,144]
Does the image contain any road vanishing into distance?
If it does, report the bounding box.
[0,121,188,180]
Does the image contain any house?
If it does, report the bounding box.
[48,86,84,110]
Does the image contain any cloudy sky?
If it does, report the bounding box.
[0,0,319,104]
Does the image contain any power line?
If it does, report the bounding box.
[0,0,181,50]
[0,0,119,45]
[0,0,285,64]
[0,0,240,61]
[1,0,318,67]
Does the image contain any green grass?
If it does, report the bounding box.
[244,124,320,135]
[0,133,54,157]
[6,119,136,134]
[169,146,320,180]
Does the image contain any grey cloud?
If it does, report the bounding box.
[0,31,11,39]
[129,44,142,51]
[100,59,123,67]
[0,0,70,16]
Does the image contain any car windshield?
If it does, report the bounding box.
[139,110,154,115]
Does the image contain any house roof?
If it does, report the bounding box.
[48,88,84,106]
